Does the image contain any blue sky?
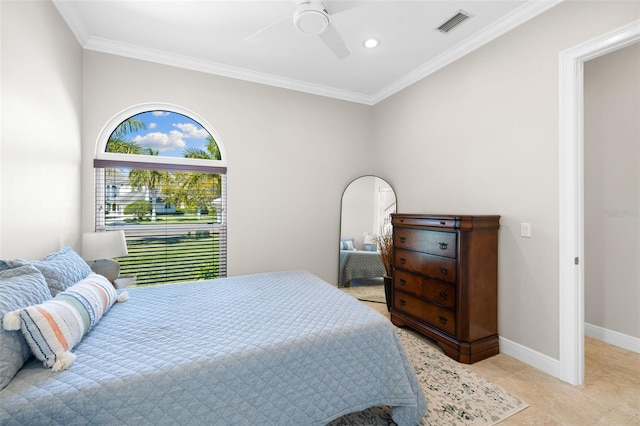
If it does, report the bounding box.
[120,111,212,158]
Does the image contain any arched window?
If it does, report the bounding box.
[93,104,227,285]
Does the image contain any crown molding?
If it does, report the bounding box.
[83,37,373,105]
[54,0,563,106]
[370,0,563,104]
[53,0,91,46]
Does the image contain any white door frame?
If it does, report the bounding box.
[558,19,640,386]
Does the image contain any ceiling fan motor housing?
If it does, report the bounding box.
[294,2,329,35]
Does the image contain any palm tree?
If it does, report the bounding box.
[183,135,221,160]
[106,118,168,222]
[107,138,143,154]
[180,135,222,219]
[103,120,146,217]
[107,118,146,153]
[109,118,146,142]
[128,148,166,221]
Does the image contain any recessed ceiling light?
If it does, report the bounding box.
[363,38,379,49]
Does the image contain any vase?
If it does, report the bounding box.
[383,275,393,312]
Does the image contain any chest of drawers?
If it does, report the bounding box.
[390,214,500,364]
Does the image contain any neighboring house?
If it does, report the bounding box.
[106,188,177,221]
[105,171,177,222]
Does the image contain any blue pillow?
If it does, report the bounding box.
[0,265,52,390]
[340,238,356,250]
[11,247,92,296]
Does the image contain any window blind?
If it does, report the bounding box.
[94,159,226,286]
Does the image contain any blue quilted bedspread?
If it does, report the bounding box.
[339,250,386,287]
[0,270,426,425]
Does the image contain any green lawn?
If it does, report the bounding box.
[126,213,219,225]
[118,233,221,286]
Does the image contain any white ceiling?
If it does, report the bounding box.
[53,0,561,105]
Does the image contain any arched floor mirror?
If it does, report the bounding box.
[339,176,396,309]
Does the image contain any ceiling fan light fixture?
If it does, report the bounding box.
[364,38,379,49]
[294,3,329,35]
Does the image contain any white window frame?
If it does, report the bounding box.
[93,102,227,281]
[95,102,227,169]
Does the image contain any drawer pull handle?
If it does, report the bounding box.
[399,279,407,286]
[400,258,407,265]
[439,267,448,275]
[399,299,406,307]
[439,291,448,300]
[438,316,448,325]
[400,237,407,243]
[440,221,446,225]
[438,242,448,250]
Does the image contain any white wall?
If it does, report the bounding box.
[584,43,640,339]
[81,51,373,285]
[0,1,83,259]
[371,1,640,359]
[341,176,377,250]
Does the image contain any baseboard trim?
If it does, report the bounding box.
[499,336,561,379]
[499,326,640,381]
[585,323,640,354]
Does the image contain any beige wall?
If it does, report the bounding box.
[371,1,640,358]
[584,43,640,339]
[81,52,374,285]
[0,1,83,259]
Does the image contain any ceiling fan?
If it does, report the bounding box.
[245,1,352,60]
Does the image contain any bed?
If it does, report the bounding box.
[339,249,386,288]
[0,269,426,425]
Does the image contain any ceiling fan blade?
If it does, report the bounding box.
[318,23,350,59]
[324,1,358,16]
[244,15,290,43]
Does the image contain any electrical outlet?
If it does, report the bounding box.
[521,223,531,238]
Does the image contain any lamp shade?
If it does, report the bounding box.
[82,230,128,261]
[363,233,376,245]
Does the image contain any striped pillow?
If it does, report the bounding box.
[2,273,122,371]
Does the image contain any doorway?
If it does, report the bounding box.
[584,44,640,356]
[558,19,640,386]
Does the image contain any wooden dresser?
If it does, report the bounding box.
[390,214,500,364]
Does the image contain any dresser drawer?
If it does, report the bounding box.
[393,291,456,336]
[394,228,457,258]
[394,269,456,309]
[395,249,457,284]
[392,215,458,229]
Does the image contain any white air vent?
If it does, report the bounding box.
[436,11,471,34]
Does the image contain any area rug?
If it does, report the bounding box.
[329,328,528,425]
[340,284,386,304]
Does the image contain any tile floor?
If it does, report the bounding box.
[362,301,640,425]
